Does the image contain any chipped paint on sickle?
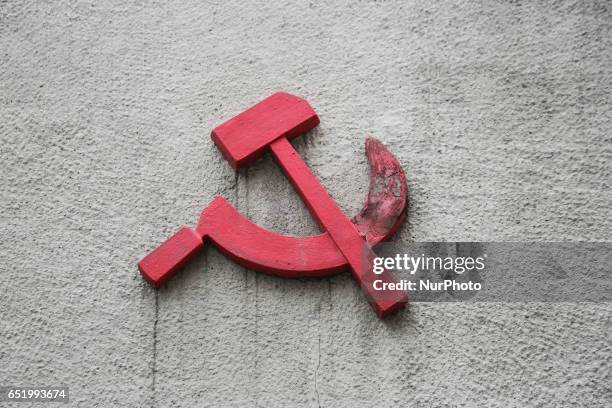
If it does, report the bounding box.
[351,137,408,245]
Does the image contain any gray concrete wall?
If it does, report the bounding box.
[1,1,610,407]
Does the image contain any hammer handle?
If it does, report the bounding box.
[269,137,407,318]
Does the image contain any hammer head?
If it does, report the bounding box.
[211,92,319,169]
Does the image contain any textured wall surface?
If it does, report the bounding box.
[1,1,610,407]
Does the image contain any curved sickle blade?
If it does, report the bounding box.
[193,137,407,278]
[351,137,408,245]
[139,137,408,285]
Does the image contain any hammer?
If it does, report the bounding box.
[211,92,407,317]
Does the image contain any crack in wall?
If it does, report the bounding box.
[151,291,158,408]
[238,169,260,407]
[247,170,262,408]
[314,293,323,408]
[314,326,321,408]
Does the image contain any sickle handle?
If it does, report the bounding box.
[138,228,204,288]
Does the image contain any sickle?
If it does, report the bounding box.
[191,136,407,278]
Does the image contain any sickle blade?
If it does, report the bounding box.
[139,137,409,284]
[194,137,407,277]
[351,137,408,245]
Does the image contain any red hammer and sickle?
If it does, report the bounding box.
[138,92,408,318]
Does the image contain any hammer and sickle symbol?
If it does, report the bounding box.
[139,92,408,318]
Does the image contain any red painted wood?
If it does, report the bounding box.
[352,137,408,245]
[195,197,347,277]
[138,227,204,288]
[211,92,319,169]
[139,166,408,284]
[269,137,407,318]
[139,92,409,318]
